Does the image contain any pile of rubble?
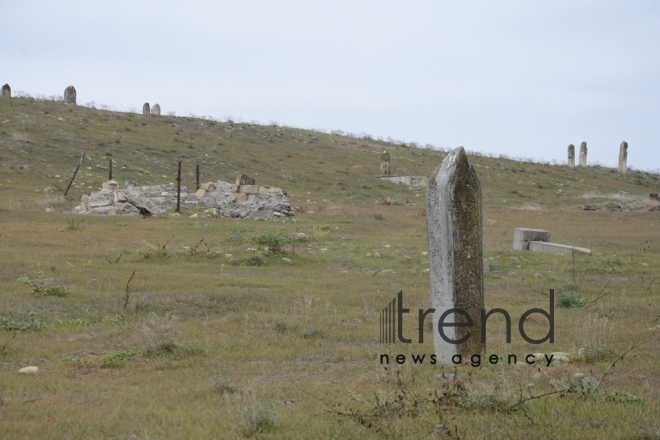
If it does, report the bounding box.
[72,177,294,220]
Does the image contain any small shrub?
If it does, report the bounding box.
[0,312,46,331]
[303,327,322,339]
[99,350,136,367]
[558,291,585,308]
[272,319,288,334]
[247,256,264,266]
[66,218,84,230]
[17,272,71,297]
[209,375,239,395]
[373,213,384,220]
[254,230,286,246]
[241,405,276,437]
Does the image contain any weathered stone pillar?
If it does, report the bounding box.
[426,147,485,363]
[1,84,10,98]
[151,103,161,116]
[618,141,628,174]
[143,103,150,115]
[579,142,587,166]
[567,144,575,167]
[380,150,391,176]
[64,85,76,104]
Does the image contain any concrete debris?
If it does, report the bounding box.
[73,180,293,220]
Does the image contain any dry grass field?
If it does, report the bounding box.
[1,97,660,439]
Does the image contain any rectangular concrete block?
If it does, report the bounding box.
[513,228,551,250]
[258,186,271,194]
[529,241,591,255]
[239,185,259,194]
[194,189,206,198]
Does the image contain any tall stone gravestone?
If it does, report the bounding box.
[579,142,587,166]
[380,150,391,176]
[64,85,76,104]
[151,103,161,116]
[426,147,485,363]
[567,144,575,167]
[143,103,150,115]
[1,84,10,98]
[618,141,628,174]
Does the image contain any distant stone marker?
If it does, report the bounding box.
[567,144,575,167]
[380,150,391,176]
[426,146,485,363]
[151,103,161,116]
[236,174,256,186]
[618,141,628,174]
[579,142,588,166]
[64,85,77,104]
[143,102,150,115]
[1,83,10,98]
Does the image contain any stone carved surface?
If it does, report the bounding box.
[618,141,628,174]
[579,142,588,166]
[151,103,161,115]
[236,174,256,185]
[143,103,150,115]
[64,86,76,104]
[426,147,484,363]
[1,84,10,98]
[567,144,575,167]
[380,150,391,176]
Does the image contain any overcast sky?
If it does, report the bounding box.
[2,1,659,171]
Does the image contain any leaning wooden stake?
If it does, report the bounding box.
[176,161,182,213]
[64,152,85,196]
[426,146,485,363]
[196,163,200,190]
[109,159,113,180]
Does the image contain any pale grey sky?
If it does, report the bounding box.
[2,1,659,171]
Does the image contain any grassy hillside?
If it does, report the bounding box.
[1,97,659,212]
[1,97,660,439]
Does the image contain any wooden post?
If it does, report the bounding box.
[109,159,113,180]
[196,164,200,190]
[176,161,182,213]
[64,152,85,196]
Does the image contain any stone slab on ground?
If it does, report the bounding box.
[529,241,591,256]
[513,228,551,250]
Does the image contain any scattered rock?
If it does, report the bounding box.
[281,257,292,264]
[373,252,382,259]
[73,180,292,220]
[18,366,38,374]
[45,208,53,213]
[434,373,455,381]
[228,258,239,266]
[486,219,498,226]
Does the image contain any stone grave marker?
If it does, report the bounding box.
[426,146,485,363]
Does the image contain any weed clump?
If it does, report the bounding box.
[0,312,46,331]
[17,272,71,297]
[557,291,585,308]
[240,405,277,437]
